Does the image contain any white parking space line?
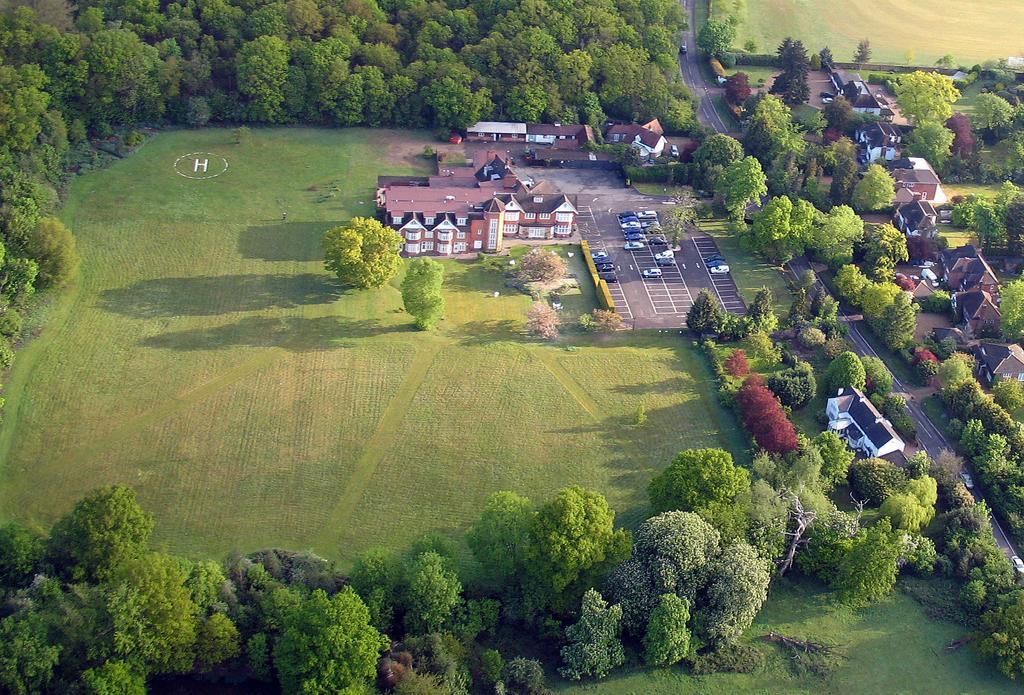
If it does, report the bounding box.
[584,230,633,321]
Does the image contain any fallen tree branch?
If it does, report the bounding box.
[945,635,974,651]
[763,631,836,655]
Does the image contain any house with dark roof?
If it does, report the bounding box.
[377,150,577,256]
[830,70,885,114]
[941,245,1000,295]
[525,123,594,149]
[975,342,1024,386]
[856,122,903,163]
[826,387,906,459]
[604,121,667,160]
[891,157,947,204]
[893,199,938,238]
[930,326,968,347]
[954,289,1001,337]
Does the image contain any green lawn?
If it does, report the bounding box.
[0,127,748,567]
[695,218,792,313]
[714,0,1024,65]
[559,578,1018,694]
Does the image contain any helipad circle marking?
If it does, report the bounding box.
[174,152,229,180]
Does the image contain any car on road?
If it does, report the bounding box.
[647,235,668,246]
[679,43,687,55]
[709,264,731,274]
[624,231,645,241]
[599,271,618,283]
[654,249,674,260]
[596,262,615,272]
[961,472,975,489]
[641,268,663,279]
[624,240,645,250]
[1014,555,1024,575]
[591,250,610,261]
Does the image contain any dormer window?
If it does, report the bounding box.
[425,216,435,225]
[392,214,403,224]
[533,196,543,203]
[456,217,467,226]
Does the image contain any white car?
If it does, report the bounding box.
[641,268,663,279]
[654,249,674,260]
[636,210,659,221]
[624,240,645,250]
[919,261,936,268]
[1013,555,1024,575]
[709,264,730,274]
[960,472,975,489]
[591,250,610,261]
[921,268,938,282]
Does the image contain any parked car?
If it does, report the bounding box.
[670,144,680,158]
[647,235,668,246]
[821,96,834,104]
[624,240,645,250]
[960,472,975,489]
[654,249,673,260]
[640,220,660,230]
[617,211,638,221]
[679,43,687,55]
[599,271,618,283]
[656,257,675,267]
[641,268,663,279]
[624,231,645,241]
[621,221,642,232]
[704,254,726,264]
[1014,555,1024,575]
[636,210,659,221]
[591,250,610,261]
[596,262,615,272]
[709,264,730,274]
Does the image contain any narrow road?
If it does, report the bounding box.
[680,1,731,134]
[788,257,1020,560]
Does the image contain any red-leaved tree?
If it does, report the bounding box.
[736,374,800,454]
[912,347,939,365]
[724,349,750,377]
[946,113,976,159]
[725,73,752,106]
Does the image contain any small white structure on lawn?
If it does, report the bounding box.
[825,387,906,459]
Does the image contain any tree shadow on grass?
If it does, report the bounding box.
[239,222,332,262]
[139,315,412,352]
[611,376,692,396]
[99,274,341,318]
[453,320,523,345]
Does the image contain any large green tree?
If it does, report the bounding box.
[907,120,955,170]
[467,491,534,584]
[558,589,625,680]
[323,217,403,289]
[401,258,445,330]
[642,594,691,666]
[273,588,388,695]
[821,351,866,396]
[833,520,902,605]
[236,35,290,122]
[1000,279,1024,340]
[686,289,723,334]
[895,71,960,124]
[648,448,751,514]
[403,552,462,634]
[715,156,767,219]
[696,19,735,58]
[812,205,864,266]
[698,542,770,646]
[744,195,816,262]
[0,614,60,695]
[978,592,1024,679]
[852,164,895,212]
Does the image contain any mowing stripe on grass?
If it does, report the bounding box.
[533,348,600,421]
[314,345,440,546]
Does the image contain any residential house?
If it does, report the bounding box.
[891,158,947,204]
[466,121,527,142]
[896,273,936,300]
[604,121,667,160]
[975,342,1024,386]
[377,150,577,257]
[830,70,885,115]
[941,245,1000,295]
[930,326,968,348]
[525,123,594,149]
[856,122,903,163]
[826,387,906,459]
[893,199,938,238]
[954,289,1001,337]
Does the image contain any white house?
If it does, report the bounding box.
[826,387,906,459]
[855,123,903,164]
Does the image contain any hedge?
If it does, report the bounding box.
[580,239,616,311]
[733,53,779,67]
[624,163,692,184]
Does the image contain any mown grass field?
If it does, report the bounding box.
[713,0,1024,65]
[0,128,748,565]
[555,579,1019,694]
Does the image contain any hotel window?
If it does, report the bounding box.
[392,214,403,224]
[456,231,466,239]
[422,241,434,251]
[540,213,551,220]
[524,212,535,220]
[457,216,467,226]
[503,223,517,234]
[556,213,573,222]
[454,242,468,252]
[424,230,433,238]
[424,216,435,225]
[489,219,498,234]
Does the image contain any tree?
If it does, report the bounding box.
[745,95,803,163]
[0,614,60,695]
[648,448,751,514]
[526,487,629,600]
[697,19,736,58]
[814,430,856,490]
[724,349,750,376]
[829,138,859,206]
[879,476,937,532]
[853,39,871,64]
[588,309,623,332]
[860,355,893,396]
[404,552,462,634]
[48,485,154,582]
[936,353,975,387]
[25,217,79,288]
[863,223,908,282]
[323,218,403,289]
[196,613,241,671]
[821,351,866,396]
[747,287,778,334]
[1001,279,1024,340]
[771,39,810,105]
[907,120,955,170]
[747,331,781,365]
[643,594,691,666]
[895,71,960,125]
[692,134,744,190]
[516,248,567,283]
[82,661,146,695]
[819,47,834,68]
[698,543,770,645]
[736,375,799,454]
[848,458,908,503]
[873,292,918,350]
[402,258,445,330]
[468,491,534,584]
[106,553,200,674]
[993,378,1024,412]
[812,205,864,266]
[273,588,388,695]
[974,93,1014,134]
[525,302,559,340]
[824,96,856,135]
[0,523,45,588]
[767,361,816,409]
[744,196,816,262]
[833,520,902,605]
[687,289,723,334]
[978,592,1024,679]
[947,113,976,159]
[852,165,895,212]
[716,156,767,219]
[236,36,290,122]
[558,589,625,680]
[724,73,751,107]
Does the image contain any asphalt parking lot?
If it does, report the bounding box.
[538,168,744,328]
